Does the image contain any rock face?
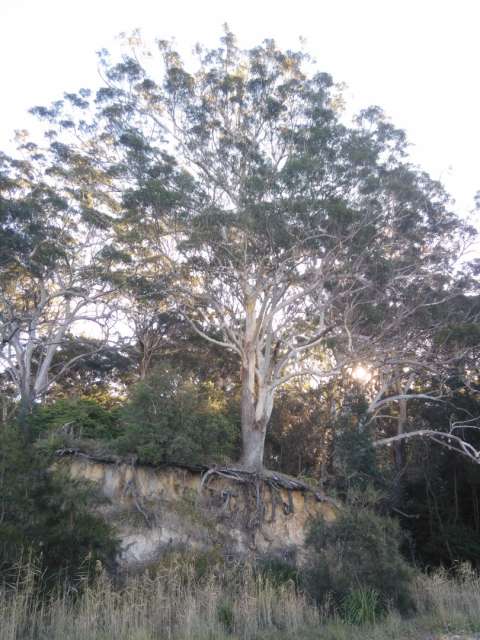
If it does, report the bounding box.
[60,456,337,568]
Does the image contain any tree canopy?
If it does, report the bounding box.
[81,31,475,469]
[0,30,478,473]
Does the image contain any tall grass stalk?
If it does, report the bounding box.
[413,562,480,633]
[3,559,480,639]
[0,559,318,640]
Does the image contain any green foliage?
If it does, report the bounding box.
[49,335,135,400]
[257,556,299,587]
[0,152,69,273]
[304,504,414,613]
[265,385,335,477]
[332,426,379,493]
[30,398,121,440]
[331,395,380,496]
[392,382,480,569]
[0,425,118,584]
[401,441,480,568]
[434,322,480,349]
[341,587,381,625]
[115,365,239,465]
[217,600,235,632]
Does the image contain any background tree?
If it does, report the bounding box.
[0,134,121,430]
[47,334,134,403]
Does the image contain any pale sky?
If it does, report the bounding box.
[1,0,478,216]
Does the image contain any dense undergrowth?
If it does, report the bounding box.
[0,426,118,584]
[31,366,240,467]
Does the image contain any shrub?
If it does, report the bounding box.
[304,503,414,614]
[115,365,239,465]
[217,600,235,632]
[0,425,118,585]
[257,556,299,587]
[331,404,381,497]
[30,398,121,440]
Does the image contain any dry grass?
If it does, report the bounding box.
[2,557,480,640]
[0,557,318,640]
[412,562,480,635]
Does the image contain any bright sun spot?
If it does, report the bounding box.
[351,365,372,383]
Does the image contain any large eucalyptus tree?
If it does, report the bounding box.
[29,32,474,468]
[103,33,475,469]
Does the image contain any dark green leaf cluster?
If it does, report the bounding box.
[305,504,414,613]
[0,153,69,274]
[114,364,239,465]
[0,426,117,585]
[30,398,121,440]
[332,398,380,495]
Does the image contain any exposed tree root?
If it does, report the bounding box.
[123,478,154,528]
[198,465,339,531]
[199,465,337,504]
[55,447,209,473]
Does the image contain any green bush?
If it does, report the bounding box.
[217,600,235,632]
[115,365,239,465]
[304,503,414,614]
[256,556,299,587]
[0,425,118,585]
[30,398,121,440]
